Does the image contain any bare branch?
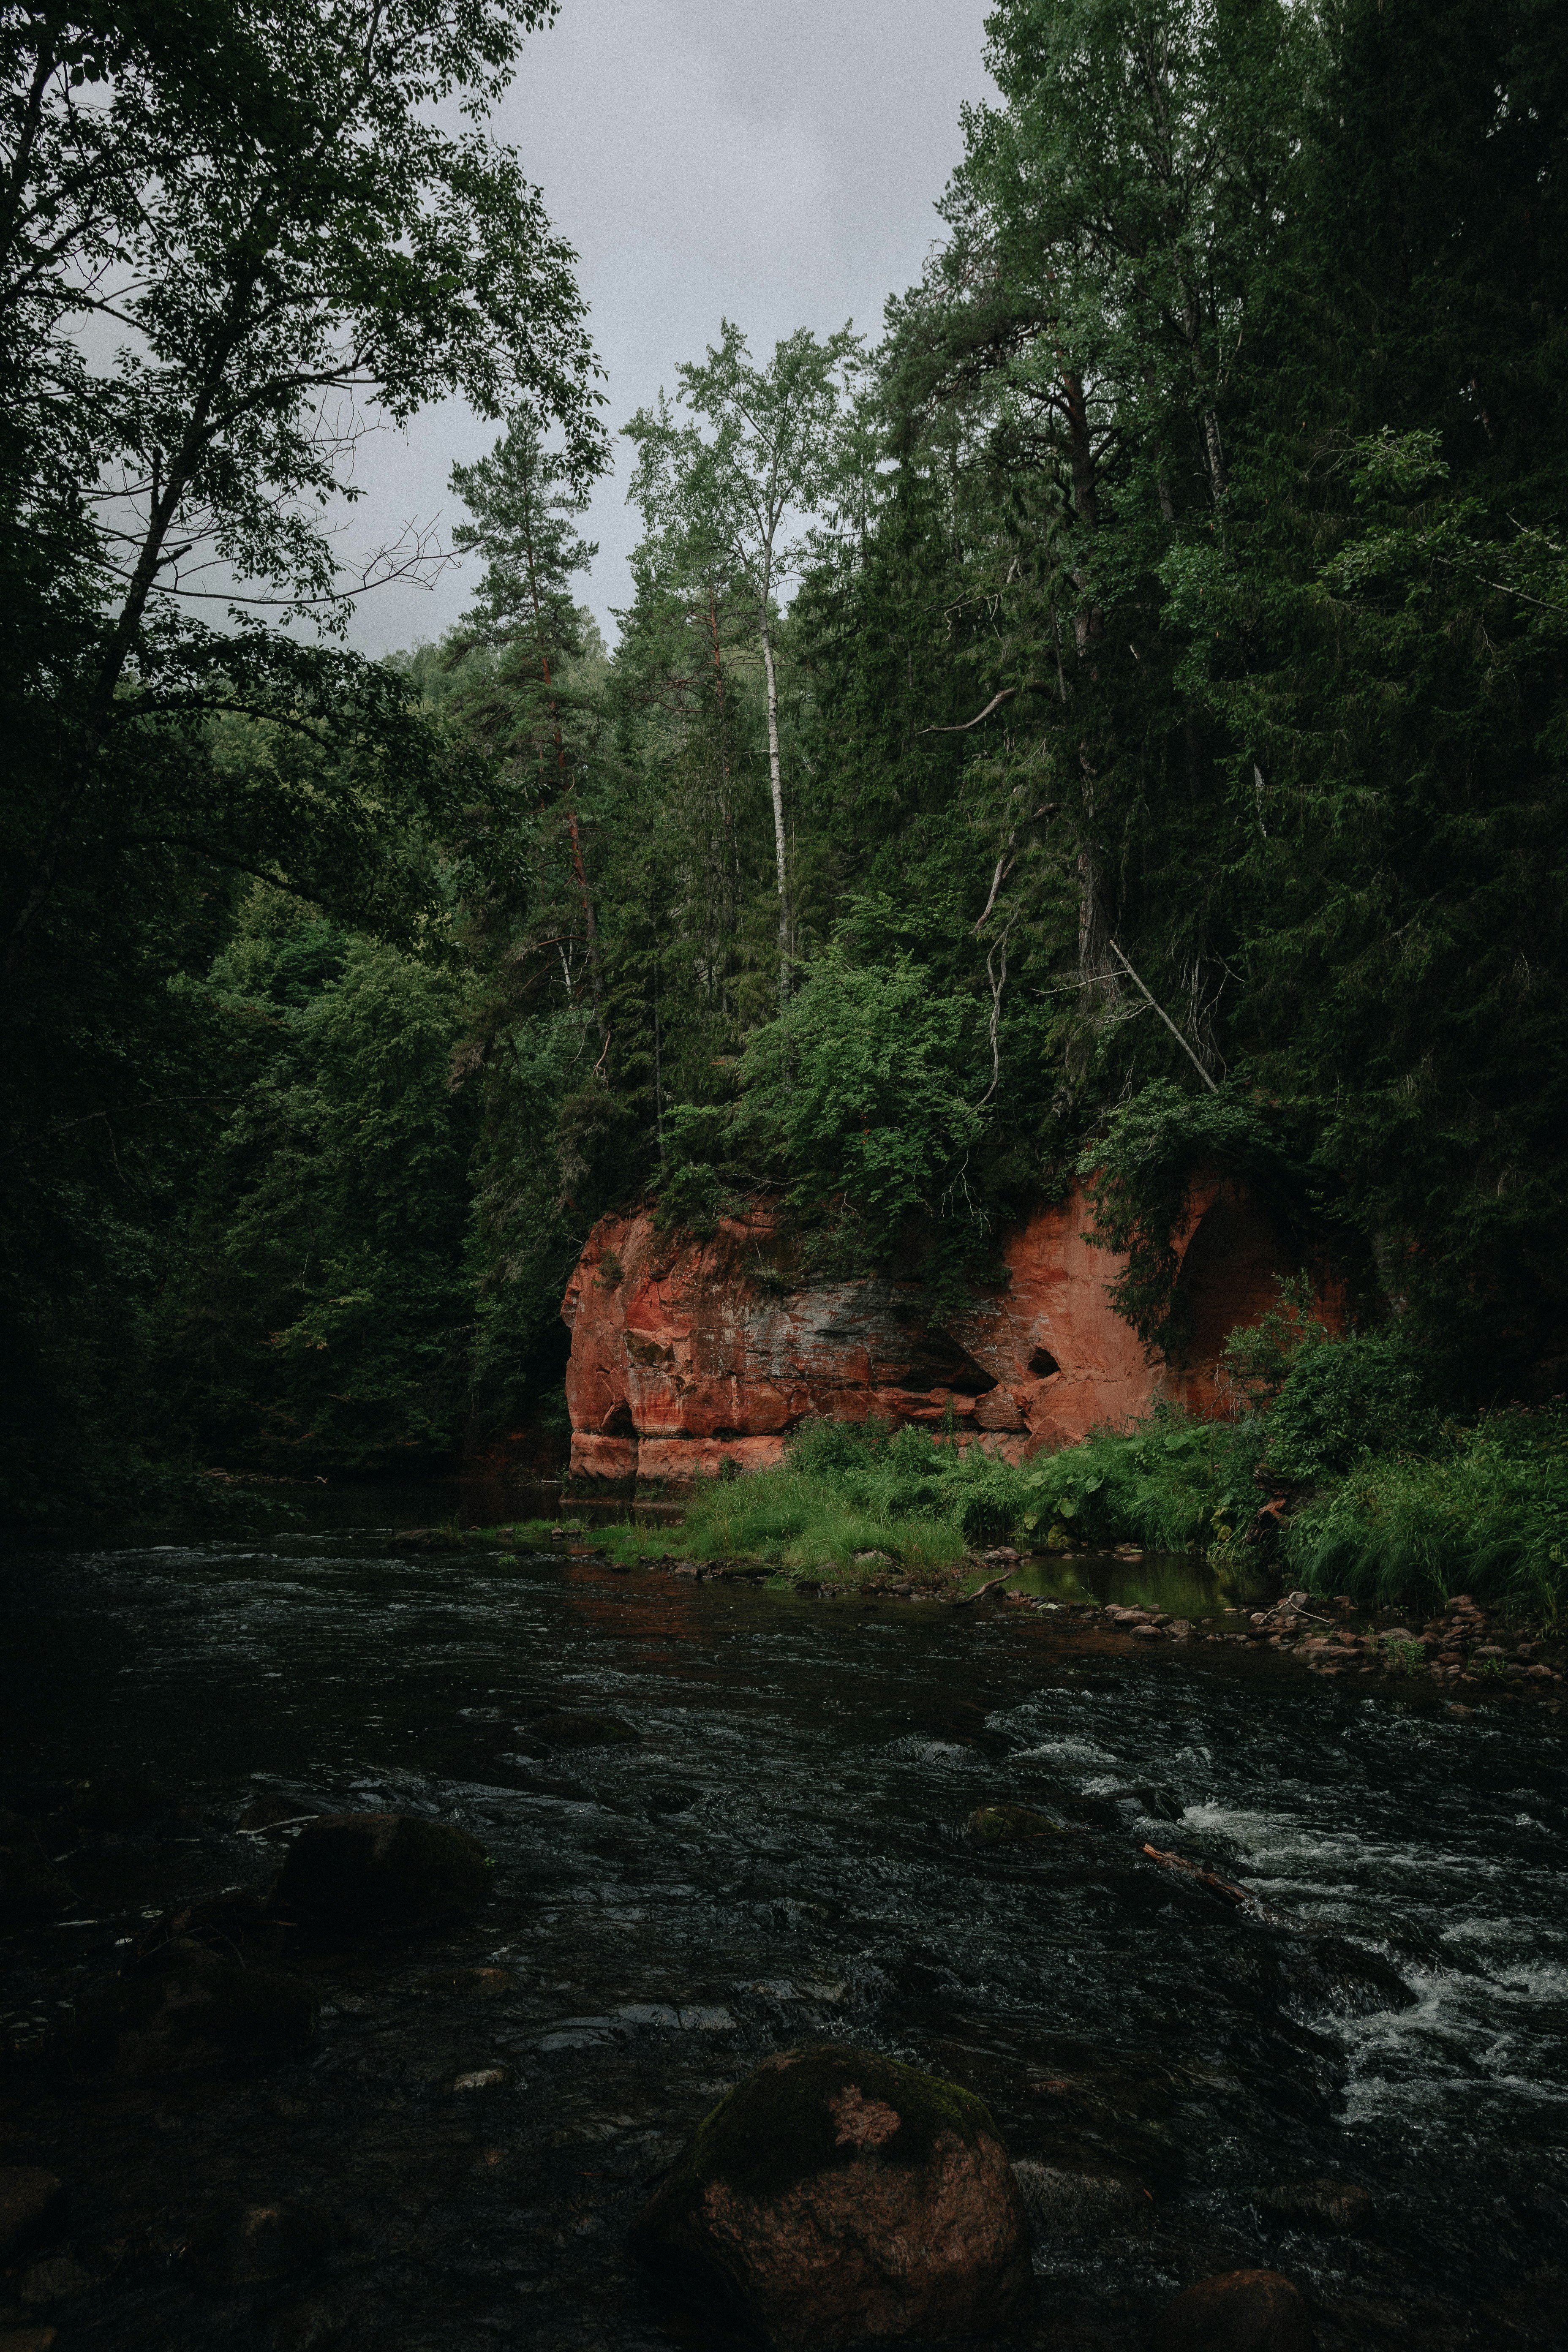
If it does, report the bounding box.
[1108,939,1218,1092]
[917,682,1053,737]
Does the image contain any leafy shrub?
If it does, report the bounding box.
[1263,1330,1443,1480]
[1282,1405,1568,1615]
[1015,1408,1258,1552]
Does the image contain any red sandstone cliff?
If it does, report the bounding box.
[561,1182,1300,1493]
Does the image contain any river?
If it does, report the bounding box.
[3,1487,1565,2350]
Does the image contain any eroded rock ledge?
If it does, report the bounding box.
[561,1181,1298,1494]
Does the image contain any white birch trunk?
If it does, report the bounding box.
[760,605,789,1004]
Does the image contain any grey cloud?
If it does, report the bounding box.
[342,0,992,655]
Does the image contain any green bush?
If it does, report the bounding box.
[1263,1330,1443,1480]
[1014,1409,1260,1553]
[1282,1406,1568,1617]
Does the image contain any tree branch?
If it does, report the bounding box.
[917,682,1053,736]
[1108,939,1218,1092]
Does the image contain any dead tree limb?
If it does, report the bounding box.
[1108,940,1219,1092]
[917,683,1054,737]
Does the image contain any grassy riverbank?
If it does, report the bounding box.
[533,1386,1567,1620]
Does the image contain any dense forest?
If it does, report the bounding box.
[3,0,1566,1524]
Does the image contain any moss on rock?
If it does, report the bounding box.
[632,2043,1031,2346]
[671,2044,995,2209]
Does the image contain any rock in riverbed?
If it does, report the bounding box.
[0,1821,76,1924]
[68,1963,318,2078]
[183,2200,331,2286]
[524,1712,639,1749]
[1152,2268,1312,2351]
[1259,2178,1372,2234]
[630,2042,1031,2347]
[1012,2158,1152,2237]
[967,1805,1065,1844]
[0,2170,64,2261]
[272,1812,490,1930]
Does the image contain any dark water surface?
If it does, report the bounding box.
[3,1491,1566,2351]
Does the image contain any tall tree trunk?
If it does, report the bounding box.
[759,603,789,1006]
[1059,369,1118,1006]
[525,501,603,1028]
[708,585,736,1021]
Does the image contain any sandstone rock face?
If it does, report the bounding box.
[563,1179,1306,1492]
[273,1812,489,1932]
[630,2042,1031,2347]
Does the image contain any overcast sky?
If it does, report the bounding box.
[347,0,994,656]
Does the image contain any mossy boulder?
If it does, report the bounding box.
[272,1812,490,1931]
[1152,2269,1312,2352]
[630,2042,1030,2347]
[967,1805,1065,1844]
[68,1964,318,2078]
[525,1711,639,1749]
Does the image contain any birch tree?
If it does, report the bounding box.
[624,321,859,1002]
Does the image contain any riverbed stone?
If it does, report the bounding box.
[63,1773,167,1832]
[1259,2178,1372,2234]
[525,1712,640,1748]
[0,1825,76,1925]
[68,1962,318,2077]
[183,2200,331,2286]
[1012,2158,1152,2237]
[630,2041,1031,2346]
[967,1805,1065,1844]
[272,1811,490,1930]
[1152,2268,1312,2352]
[0,2172,64,2261]
[17,2260,92,2306]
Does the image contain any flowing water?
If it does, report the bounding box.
[3,1489,1566,2352]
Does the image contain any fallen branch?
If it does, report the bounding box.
[1108,940,1219,1093]
[950,1572,1017,1609]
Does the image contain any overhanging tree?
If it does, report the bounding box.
[2,0,606,971]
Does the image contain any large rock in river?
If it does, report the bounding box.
[1152,2268,1313,2352]
[272,1812,490,1930]
[630,2042,1031,2347]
